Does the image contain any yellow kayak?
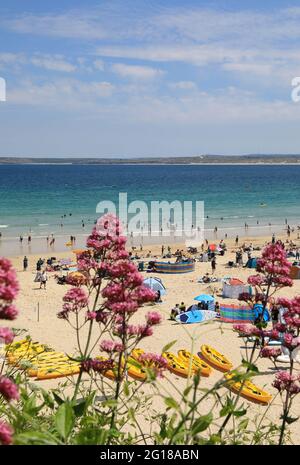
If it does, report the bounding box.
[36,364,81,380]
[200,345,233,372]
[162,351,195,378]
[224,373,272,405]
[130,348,145,361]
[177,349,212,377]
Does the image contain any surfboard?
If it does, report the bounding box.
[175,310,217,324]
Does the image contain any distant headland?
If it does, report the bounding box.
[0,154,300,164]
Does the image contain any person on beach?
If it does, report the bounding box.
[23,256,28,271]
[28,235,31,244]
[36,258,43,271]
[296,248,300,260]
[170,304,180,320]
[19,235,23,244]
[179,302,186,313]
[211,256,216,273]
[235,235,239,246]
[40,270,47,290]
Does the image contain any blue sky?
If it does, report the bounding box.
[0,0,300,157]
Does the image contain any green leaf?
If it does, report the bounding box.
[238,418,249,432]
[55,402,75,441]
[73,393,94,418]
[192,412,213,434]
[241,359,259,373]
[53,391,64,406]
[233,408,247,417]
[14,431,60,445]
[164,397,179,410]
[123,381,130,397]
[220,397,234,417]
[282,415,299,425]
[162,340,177,353]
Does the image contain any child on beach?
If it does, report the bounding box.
[40,270,47,290]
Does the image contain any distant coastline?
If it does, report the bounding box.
[0,155,300,165]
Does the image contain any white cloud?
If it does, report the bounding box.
[111,63,164,79]
[9,79,114,106]
[93,59,105,71]
[31,55,76,72]
[169,81,197,90]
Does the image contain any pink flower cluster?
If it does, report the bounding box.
[0,421,13,445]
[81,358,114,373]
[0,258,20,446]
[138,353,168,378]
[0,258,19,303]
[114,312,162,340]
[100,339,124,353]
[255,243,292,287]
[260,346,282,358]
[273,371,300,395]
[0,376,19,401]
[0,327,14,344]
[233,323,262,337]
[57,287,89,319]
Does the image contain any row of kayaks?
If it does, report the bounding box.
[5,340,81,380]
[5,340,272,404]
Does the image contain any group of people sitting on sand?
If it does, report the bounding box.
[170,301,220,320]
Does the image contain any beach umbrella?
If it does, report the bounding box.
[143,277,167,296]
[194,294,214,302]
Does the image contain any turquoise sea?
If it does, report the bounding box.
[0,164,299,255]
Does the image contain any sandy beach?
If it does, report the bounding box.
[2,229,300,443]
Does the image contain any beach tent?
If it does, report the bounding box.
[143,277,166,296]
[219,303,254,323]
[246,258,257,269]
[290,265,300,279]
[222,278,251,299]
[194,294,215,310]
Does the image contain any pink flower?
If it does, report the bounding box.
[81,358,114,373]
[146,311,162,326]
[260,347,282,358]
[86,311,97,320]
[233,324,261,337]
[0,327,14,344]
[0,258,19,302]
[0,421,13,445]
[0,304,18,320]
[57,309,69,320]
[0,376,19,401]
[273,371,300,394]
[138,353,168,378]
[100,340,124,353]
[59,287,89,317]
[248,275,265,286]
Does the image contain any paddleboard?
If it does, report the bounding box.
[175,310,217,324]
